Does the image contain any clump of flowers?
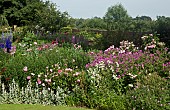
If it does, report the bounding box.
[86,34,169,91]
[141,34,166,53]
[27,63,83,92]
[119,40,137,52]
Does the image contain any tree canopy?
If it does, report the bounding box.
[104,3,131,31]
[0,0,71,32]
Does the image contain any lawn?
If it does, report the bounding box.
[0,104,94,110]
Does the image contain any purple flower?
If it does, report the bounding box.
[72,36,76,44]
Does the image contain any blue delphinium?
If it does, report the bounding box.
[5,38,12,49]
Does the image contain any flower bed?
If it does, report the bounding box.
[0,33,170,110]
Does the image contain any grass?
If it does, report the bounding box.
[0,104,94,110]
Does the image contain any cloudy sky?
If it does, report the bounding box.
[50,0,170,19]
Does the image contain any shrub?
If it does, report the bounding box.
[0,49,10,70]
[125,73,170,110]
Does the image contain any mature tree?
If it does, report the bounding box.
[156,16,170,47]
[85,17,107,30]
[74,17,106,30]
[104,4,131,31]
[0,0,71,32]
[132,16,154,32]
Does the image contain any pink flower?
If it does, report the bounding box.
[37,47,42,51]
[37,78,42,84]
[147,44,156,49]
[77,79,80,83]
[27,76,31,80]
[149,34,153,36]
[23,66,28,72]
[58,69,62,73]
[75,72,80,76]
[48,79,51,83]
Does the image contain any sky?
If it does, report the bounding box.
[50,0,170,19]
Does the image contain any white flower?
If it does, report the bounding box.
[31,73,35,76]
[115,62,119,67]
[72,59,75,62]
[45,79,48,82]
[128,84,133,87]
[75,72,80,76]
[26,48,32,52]
[119,50,125,53]
[42,83,45,86]
[38,74,41,77]
[34,42,38,45]
[77,79,80,83]
[35,25,40,29]
[50,69,53,72]
[112,74,119,80]
[65,68,73,72]
[18,43,22,46]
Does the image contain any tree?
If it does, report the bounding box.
[0,0,71,32]
[132,16,154,32]
[104,4,131,31]
[156,16,170,47]
[74,17,107,30]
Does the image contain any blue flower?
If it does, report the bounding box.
[0,43,4,48]
[5,38,12,49]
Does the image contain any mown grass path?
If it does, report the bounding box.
[0,104,94,110]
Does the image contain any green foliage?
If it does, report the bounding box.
[131,16,154,32]
[0,0,71,32]
[156,16,170,48]
[76,31,94,40]
[60,26,72,34]
[74,17,107,30]
[2,43,90,88]
[0,49,10,71]
[0,15,9,27]
[104,3,131,31]
[1,30,170,110]
[126,73,170,110]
